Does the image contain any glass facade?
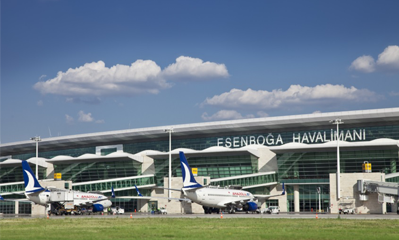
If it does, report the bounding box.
[210,173,277,188]
[108,189,152,212]
[53,160,142,183]
[154,155,257,186]
[277,149,399,182]
[386,176,399,183]
[0,199,31,214]
[0,164,46,184]
[265,199,278,207]
[286,185,330,212]
[72,176,155,192]
[0,183,25,193]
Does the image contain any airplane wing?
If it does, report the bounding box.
[253,183,285,200]
[134,185,191,202]
[216,197,253,207]
[153,186,182,191]
[137,195,191,203]
[0,195,30,202]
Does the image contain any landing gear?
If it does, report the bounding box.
[228,207,236,214]
[203,206,220,214]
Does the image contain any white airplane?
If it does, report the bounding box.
[0,160,113,213]
[136,151,285,214]
[178,151,285,213]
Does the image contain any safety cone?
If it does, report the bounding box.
[220,212,223,219]
[134,209,136,213]
[130,213,133,218]
[316,213,318,219]
[101,212,104,216]
[47,214,49,219]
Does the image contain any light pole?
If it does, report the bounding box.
[330,119,343,200]
[317,187,321,213]
[30,136,41,179]
[164,128,173,200]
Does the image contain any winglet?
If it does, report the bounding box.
[111,186,115,198]
[179,152,202,189]
[22,160,45,194]
[281,183,285,196]
[0,195,4,201]
[135,185,143,197]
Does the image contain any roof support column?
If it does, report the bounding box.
[294,185,300,213]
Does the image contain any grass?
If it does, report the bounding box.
[1,218,399,240]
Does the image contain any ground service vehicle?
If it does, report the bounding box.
[339,208,355,214]
[264,206,280,214]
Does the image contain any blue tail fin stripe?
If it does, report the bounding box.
[282,183,285,195]
[135,185,143,196]
[179,152,202,189]
[22,161,44,194]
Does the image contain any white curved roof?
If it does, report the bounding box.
[0,157,48,167]
[269,138,399,152]
[2,107,399,155]
[45,152,143,163]
[146,139,399,158]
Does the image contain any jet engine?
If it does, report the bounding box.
[243,202,258,212]
[93,203,104,212]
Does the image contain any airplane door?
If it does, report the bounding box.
[196,190,205,201]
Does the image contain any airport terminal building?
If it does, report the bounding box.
[1,107,399,215]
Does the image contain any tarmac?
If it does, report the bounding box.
[2,212,399,220]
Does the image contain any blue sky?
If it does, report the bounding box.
[1,0,399,144]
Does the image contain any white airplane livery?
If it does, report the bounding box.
[178,151,285,213]
[135,151,285,214]
[1,160,112,213]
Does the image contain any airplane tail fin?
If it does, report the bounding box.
[281,182,285,195]
[111,186,115,198]
[135,185,143,197]
[22,160,45,194]
[179,152,202,189]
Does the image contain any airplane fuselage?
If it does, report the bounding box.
[184,187,255,208]
[26,190,112,208]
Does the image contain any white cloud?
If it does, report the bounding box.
[162,56,229,81]
[203,84,378,109]
[95,119,105,124]
[389,91,399,96]
[201,110,254,121]
[34,56,228,98]
[349,55,375,73]
[78,111,94,122]
[376,45,399,71]
[37,100,43,106]
[350,45,399,73]
[34,60,166,97]
[256,111,269,117]
[65,114,74,124]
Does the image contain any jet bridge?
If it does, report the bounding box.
[357,180,399,203]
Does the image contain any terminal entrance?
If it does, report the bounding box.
[286,185,330,213]
[148,201,158,213]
